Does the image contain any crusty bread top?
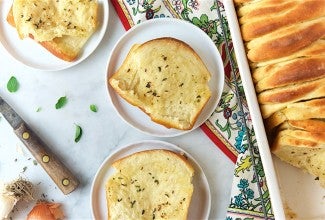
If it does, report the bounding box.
[236,0,325,188]
[12,0,97,42]
[238,0,325,41]
[105,149,194,220]
[258,77,325,118]
[278,120,325,133]
[265,98,325,131]
[246,17,325,63]
[109,37,212,130]
[253,56,325,92]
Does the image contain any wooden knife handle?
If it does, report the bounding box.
[14,123,79,195]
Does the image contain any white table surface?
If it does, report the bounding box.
[0,2,234,219]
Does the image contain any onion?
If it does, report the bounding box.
[27,202,64,220]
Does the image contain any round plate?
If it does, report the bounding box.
[106,18,224,137]
[90,140,211,220]
[0,0,109,71]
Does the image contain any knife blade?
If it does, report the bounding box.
[0,96,79,195]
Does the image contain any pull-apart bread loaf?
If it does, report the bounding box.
[234,0,325,186]
[109,37,212,130]
[105,149,194,220]
[7,0,98,62]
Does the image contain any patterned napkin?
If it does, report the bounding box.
[111,0,275,219]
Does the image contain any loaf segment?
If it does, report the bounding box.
[235,0,325,186]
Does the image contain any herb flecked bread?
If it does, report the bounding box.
[7,0,98,62]
[234,0,325,186]
[105,149,194,220]
[109,37,212,130]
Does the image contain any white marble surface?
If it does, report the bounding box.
[0,3,234,219]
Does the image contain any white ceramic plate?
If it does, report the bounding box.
[106,18,224,137]
[224,0,325,219]
[90,140,211,220]
[0,0,108,71]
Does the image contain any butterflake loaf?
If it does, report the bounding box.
[234,0,325,186]
[7,0,98,61]
[105,149,194,220]
[109,37,212,130]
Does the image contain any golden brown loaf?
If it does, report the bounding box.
[7,0,98,62]
[235,0,325,186]
[109,37,212,130]
[105,149,194,220]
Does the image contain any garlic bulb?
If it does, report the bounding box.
[0,178,33,219]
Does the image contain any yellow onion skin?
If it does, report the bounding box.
[27,202,63,220]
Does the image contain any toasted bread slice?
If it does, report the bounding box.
[109,37,212,130]
[7,0,98,62]
[105,149,194,220]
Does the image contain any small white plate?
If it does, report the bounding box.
[0,0,109,71]
[90,140,211,220]
[106,18,224,137]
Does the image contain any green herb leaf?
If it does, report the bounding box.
[7,76,19,93]
[55,96,67,109]
[90,104,98,112]
[74,124,82,143]
[36,107,42,112]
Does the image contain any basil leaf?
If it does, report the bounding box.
[74,124,82,143]
[55,96,67,109]
[90,104,98,112]
[7,76,19,93]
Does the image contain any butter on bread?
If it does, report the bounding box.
[12,0,97,42]
[109,37,212,130]
[105,149,194,220]
[234,0,325,187]
[7,0,98,62]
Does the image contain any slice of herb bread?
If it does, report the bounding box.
[272,129,325,187]
[7,0,98,62]
[105,149,194,220]
[109,37,211,130]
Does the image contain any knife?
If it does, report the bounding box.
[0,96,79,195]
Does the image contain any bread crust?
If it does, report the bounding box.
[265,98,325,131]
[106,149,194,220]
[112,149,194,173]
[278,120,325,133]
[239,0,325,41]
[236,0,325,187]
[109,37,212,130]
[258,77,325,118]
[253,56,325,92]
[247,17,325,63]
[6,2,97,62]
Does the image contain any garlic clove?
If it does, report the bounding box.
[0,194,18,219]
